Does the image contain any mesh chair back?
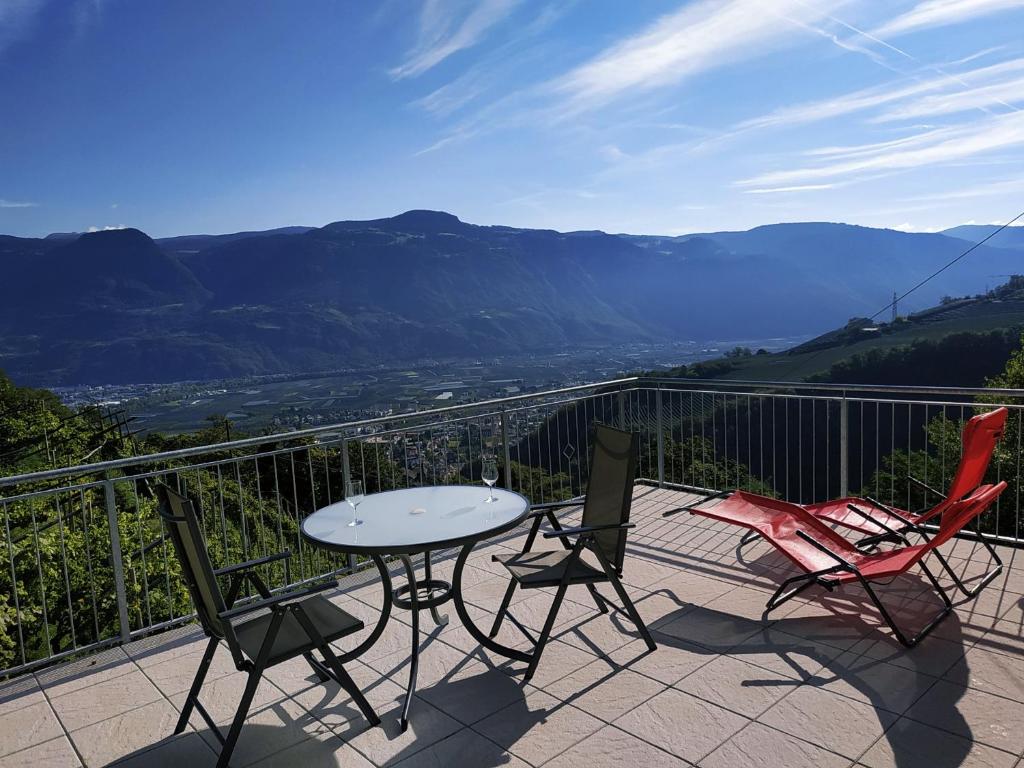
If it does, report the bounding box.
[946,408,1008,504]
[157,484,231,640]
[582,424,637,573]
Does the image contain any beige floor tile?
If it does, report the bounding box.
[247,730,374,768]
[198,695,331,767]
[859,717,1017,768]
[334,689,462,767]
[497,636,598,689]
[543,657,666,722]
[544,724,688,768]
[376,643,528,726]
[552,605,651,657]
[169,670,286,728]
[107,732,216,768]
[675,655,794,718]
[815,651,941,715]
[474,689,603,766]
[50,667,162,733]
[905,678,1024,754]
[35,647,137,699]
[613,687,748,764]
[142,642,237,697]
[950,645,1024,701]
[758,684,897,759]
[657,603,766,650]
[0,735,80,768]
[607,635,716,685]
[70,700,189,768]
[0,700,64,757]
[727,625,843,681]
[124,625,207,667]
[390,728,529,768]
[699,722,849,768]
[0,675,45,718]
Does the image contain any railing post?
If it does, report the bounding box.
[617,388,626,430]
[103,479,132,644]
[839,394,849,499]
[656,386,665,487]
[501,409,512,489]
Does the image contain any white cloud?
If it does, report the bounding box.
[391,0,520,80]
[873,0,1024,38]
[0,198,37,208]
[736,56,1024,133]
[738,110,1024,188]
[87,225,126,232]
[872,75,1024,122]
[903,175,1024,202]
[744,183,837,194]
[550,0,842,114]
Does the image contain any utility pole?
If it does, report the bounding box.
[891,290,898,323]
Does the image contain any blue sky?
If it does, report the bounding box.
[1,0,1023,238]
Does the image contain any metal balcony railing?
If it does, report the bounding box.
[1,376,1021,679]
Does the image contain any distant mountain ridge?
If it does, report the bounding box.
[1,212,1020,385]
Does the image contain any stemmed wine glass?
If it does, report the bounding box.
[346,479,365,527]
[481,458,499,503]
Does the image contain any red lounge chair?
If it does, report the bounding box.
[689,482,1007,647]
[802,407,1007,596]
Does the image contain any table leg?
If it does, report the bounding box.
[398,555,419,733]
[423,551,449,627]
[336,554,393,665]
[452,541,532,664]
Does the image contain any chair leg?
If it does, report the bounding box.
[855,561,952,648]
[932,539,1003,599]
[586,584,610,615]
[525,580,571,681]
[175,636,219,735]
[217,667,262,768]
[489,580,517,638]
[303,652,331,683]
[605,571,656,651]
[765,573,820,614]
[319,646,380,727]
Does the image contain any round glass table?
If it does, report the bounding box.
[301,485,532,731]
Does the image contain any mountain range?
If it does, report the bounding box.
[1,211,1020,385]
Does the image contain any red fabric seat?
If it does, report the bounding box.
[690,482,1007,646]
[805,408,1007,536]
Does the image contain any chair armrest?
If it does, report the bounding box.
[543,522,635,539]
[794,530,856,571]
[528,499,585,515]
[218,579,336,621]
[846,504,910,545]
[907,476,946,501]
[215,550,291,577]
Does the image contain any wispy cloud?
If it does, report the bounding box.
[0,198,38,208]
[391,0,520,80]
[732,56,1024,135]
[903,175,1024,202]
[550,0,841,115]
[872,74,1024,121]
[743,183,837,194]
[873,0,1023,38]
[737,110,1024,189]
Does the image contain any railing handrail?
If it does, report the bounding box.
[3,374,1023,490]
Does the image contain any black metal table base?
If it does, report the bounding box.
[365,543,534,732]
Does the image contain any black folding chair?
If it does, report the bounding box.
[156,484,379,768]
[489,424,657,679]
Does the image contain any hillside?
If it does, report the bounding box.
[942,224,1024,251]
[2,212,1021,386]
[662,277,1024,384]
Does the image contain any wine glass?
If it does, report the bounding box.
[481,458,499,503]
[346,479,365,527]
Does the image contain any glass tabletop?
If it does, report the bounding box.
[300,485,531,555]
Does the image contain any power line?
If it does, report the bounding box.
[868,210,1024,323]
[788,209,1024,379]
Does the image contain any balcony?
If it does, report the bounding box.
[1,379,1022,767]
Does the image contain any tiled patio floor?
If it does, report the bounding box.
[3,485,1024,767]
